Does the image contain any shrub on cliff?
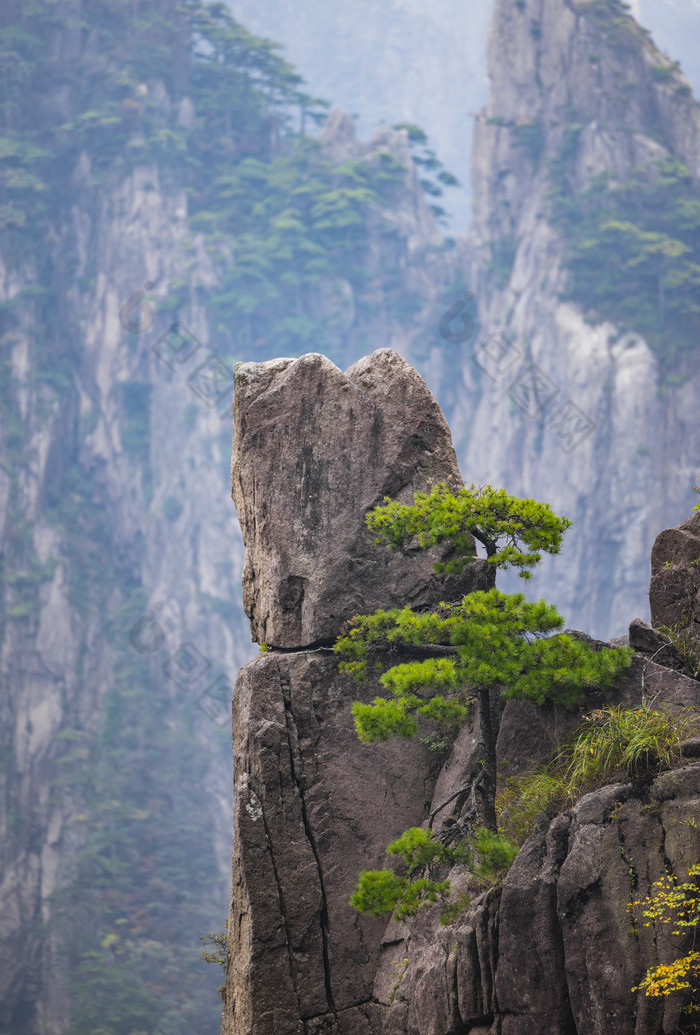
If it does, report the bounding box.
[349,826,466,921]
[349,825,517,922]
[631,863,700,1019]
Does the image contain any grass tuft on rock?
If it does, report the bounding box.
[562,704,700,791]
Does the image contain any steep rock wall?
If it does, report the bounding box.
[0,156,244,1032]
[438,0,700,639]
[226,651,445,1034]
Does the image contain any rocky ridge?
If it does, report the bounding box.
[223,347,700,1034]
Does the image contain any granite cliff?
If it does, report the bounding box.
[440,0,700,639]
[222,348,699,1034]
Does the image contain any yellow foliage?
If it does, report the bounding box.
[634,952,700,996]
[630,864,700,999]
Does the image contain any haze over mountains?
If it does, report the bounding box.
[228,0,700,231]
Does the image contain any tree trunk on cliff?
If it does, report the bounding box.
[479,686,506,831]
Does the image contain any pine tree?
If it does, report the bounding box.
[335,481,633,839]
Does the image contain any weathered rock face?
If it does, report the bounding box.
[232,349,493,648]
[224,651,447,1035]
[375,763,700,1035]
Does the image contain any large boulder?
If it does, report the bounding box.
[650,510,700,633]
[231,349,493,648]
